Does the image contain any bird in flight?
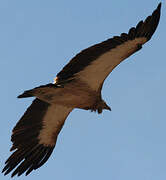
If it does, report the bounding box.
[3,3,161,177]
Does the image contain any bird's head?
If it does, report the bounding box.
[97,100,111,114]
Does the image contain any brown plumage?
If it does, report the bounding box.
[2,3,161,177]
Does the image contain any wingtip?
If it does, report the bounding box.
[156,2,161,13]
[158,2,162,9]
[138,2,161,41]
[2,167,5,174]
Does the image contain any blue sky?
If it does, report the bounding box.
[0,0,165,179]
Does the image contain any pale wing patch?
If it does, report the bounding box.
[53,77,58,84]
[77,37,147,90]
[38,105,73,146]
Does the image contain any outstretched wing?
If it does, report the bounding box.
[57,3,161,91]
[2,99,72,177]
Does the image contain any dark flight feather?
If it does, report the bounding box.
[57,3,161,82]
[2,99,55,177]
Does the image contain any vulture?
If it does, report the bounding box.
[3,3,161,177]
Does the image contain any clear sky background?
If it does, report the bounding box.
[0,0,165,180]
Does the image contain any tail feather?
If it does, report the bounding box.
[17,90,34,98]
[17,83,59,99]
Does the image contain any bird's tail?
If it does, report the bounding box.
[17,83,59,98]
[17,89,34,98]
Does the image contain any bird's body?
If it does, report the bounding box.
[23,79,110,112]
[2,3,161,177]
